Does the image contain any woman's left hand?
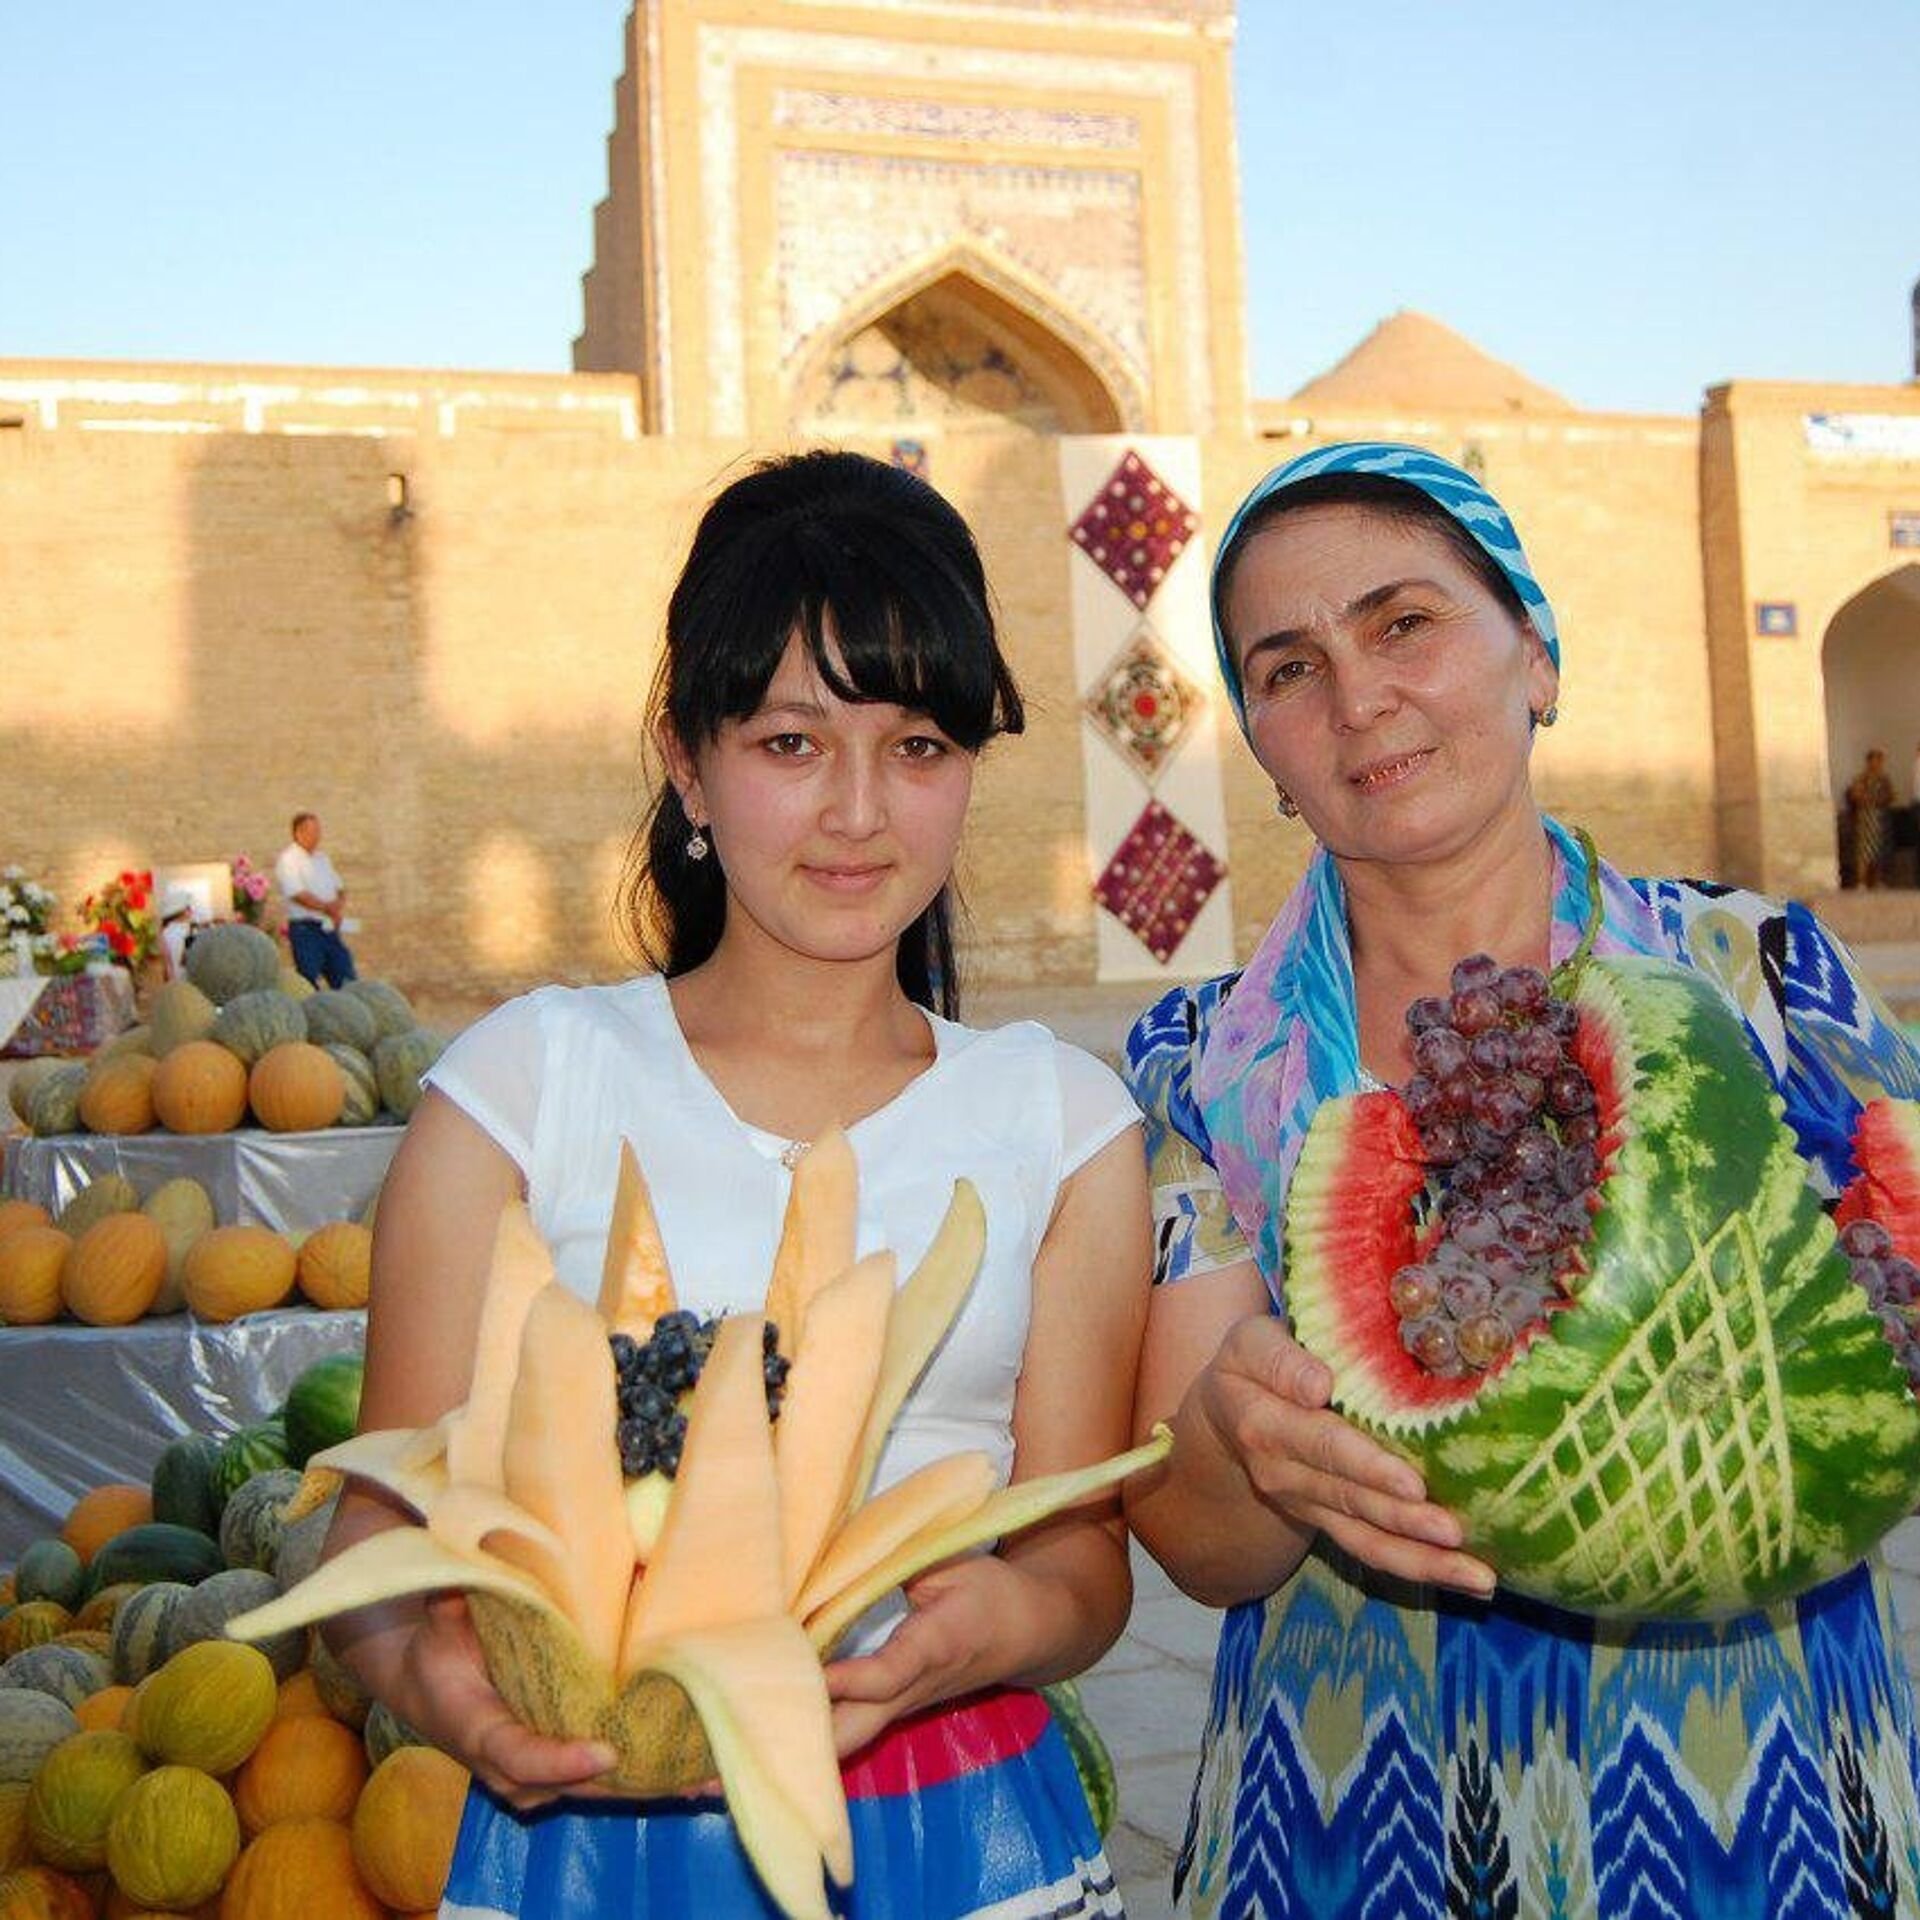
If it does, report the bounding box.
[823,1555,1014,1760]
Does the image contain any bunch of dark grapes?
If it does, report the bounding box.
[610,1310,791,1478]
[1838,1217,1920,1394]
[1390,953,1606,1378]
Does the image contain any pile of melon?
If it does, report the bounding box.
[0,1355,468,1916]
[0,1180,375,1329]
[7,924,444,1142]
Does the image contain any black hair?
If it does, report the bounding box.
[1214,472,1533,669]
[622,449,1024,1019]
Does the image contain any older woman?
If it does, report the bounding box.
[1123,443,1920,1917]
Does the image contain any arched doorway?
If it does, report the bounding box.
[1822,564,1920,884]
[792,264,1128,435]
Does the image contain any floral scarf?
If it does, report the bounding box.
[1192,814,1665,1304]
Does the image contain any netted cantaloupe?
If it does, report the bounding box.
[131,1640,275,1775]
[24,1728,148,1871]
[180,1228,295,1323]
[138,1180,213,1315]
[147,977,218,1058]
[76,1054,159,1137]
[150,1042,248,1136]
[183,924,280,1007]
[209,992,306,1071]
[59,1489,152,1571]
[340,978,414,1040]
[54,1175,138,1238]
[369,1029,443,1122]
[23,1065,86,1140]
[300,991,377,1054]
[349,1746,468,1913]
[104,1764,240,1911]
[232,1715,367,1836]
[61,1214,168,1327]
[246,1044,344,1135]
[220,1817,386,1920]
[0,1229,69,1327]
[0,1203,49,1244]
[292,1224,370,1313]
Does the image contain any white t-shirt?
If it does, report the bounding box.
[275,843,343,922]
[424,974,1141,1646]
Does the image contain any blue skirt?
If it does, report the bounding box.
[440,1688,1121,1919]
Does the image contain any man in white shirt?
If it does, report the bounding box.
[275,811,358,987]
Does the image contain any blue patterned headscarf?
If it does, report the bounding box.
[1210,441,1560,731]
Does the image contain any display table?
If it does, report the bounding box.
[0,1307,364,1557]
[0,1125,401,1555]
[3,1125,402,1234]
[0,969,136,1058]
[0,977,47,1052]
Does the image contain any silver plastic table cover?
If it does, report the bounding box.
[2,1124,402,1232]
[0,1306,365,1556]
[0,1126,398,1556]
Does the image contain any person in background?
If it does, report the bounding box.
[156,886,195,980]
[275,811,357,985]
[1121,441,1920,1917]
[1845,747,1896,889]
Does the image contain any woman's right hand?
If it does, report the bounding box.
[1196,1313,1496,1597]
[364,1594,618,1813]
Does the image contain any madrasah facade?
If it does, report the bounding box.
[4,0,1918,1003]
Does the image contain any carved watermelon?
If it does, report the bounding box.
[1286,954,1920,1620]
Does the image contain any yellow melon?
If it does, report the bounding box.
[348,1746,469,1913]
[218,1818,385,1920]
[231,1715,367,1837]
[61,1215,168,1327]
[246,1045,344,1135]
[180,1228,295,1323]
[293,1222,371,1312]
[149,1041,248,1136]
[0,1227,71,1326]
[76,1054,159,1137]
[0,1202,50,1244]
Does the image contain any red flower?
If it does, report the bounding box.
[107,926,134,957]
[118,870,135,886]
[137,870,153,886]
[125,887,149,911]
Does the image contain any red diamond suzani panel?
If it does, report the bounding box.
[1069,449,1200,610]
[1093,800,1224,964]
[1084,628,1202,781]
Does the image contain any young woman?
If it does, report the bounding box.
[325,450,1151,1919]
[1123,442,1920,1917]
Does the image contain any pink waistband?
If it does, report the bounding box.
[841,1687,1051,1800]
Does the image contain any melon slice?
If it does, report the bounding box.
[426,1486,569,1592]
[633,1622,853,1908]
[1836,1097,1920,1237]
[774,1254,897,1602]
[312,1427,450,1519]
[500,1286,633,1670]
[444,1203,554,1491]
[596,1138,676,1338]
[763,1129,858,1354]
[618,1315,783,1665]
[792,1451,998,1624]
[843,1181,987,1513]
[803,1425,1173,1655]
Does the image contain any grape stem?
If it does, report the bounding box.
[1548,826,1604,999]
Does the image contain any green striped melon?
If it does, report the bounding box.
[1286,954,1920,1621]
[82,1525,224,1602]
[0,1643,112,1708]
[0,1691,81,1785]
[150,1432,223,1536]
[110,1582,192,1685]
[219,1469,303,1574]
[213,1419,290,1509]
[1041,1680,1116,1839]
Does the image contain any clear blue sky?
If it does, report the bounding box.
[1,3,1911,415]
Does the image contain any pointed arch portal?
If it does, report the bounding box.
[792,252,1135,435]
[1822,564,1920,816]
